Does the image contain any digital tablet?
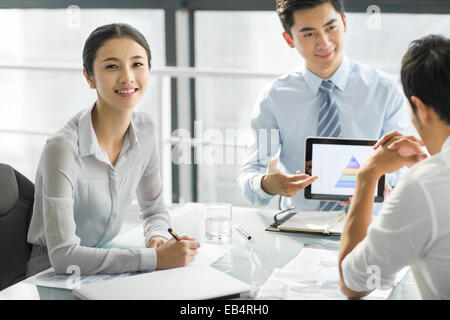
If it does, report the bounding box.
[304,137,385,202]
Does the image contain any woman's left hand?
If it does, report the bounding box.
[146,236,169,248]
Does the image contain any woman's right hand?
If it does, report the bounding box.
[155,236,200,270]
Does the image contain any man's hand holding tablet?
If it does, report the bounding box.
[260,133,426,202]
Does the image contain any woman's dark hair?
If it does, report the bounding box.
[276,0,345,36]
[83,23,152,76]
[401,35,450,124]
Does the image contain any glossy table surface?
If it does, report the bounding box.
[0,203,421,300]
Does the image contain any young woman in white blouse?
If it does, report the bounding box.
[26,23,200,276]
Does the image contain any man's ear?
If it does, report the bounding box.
[411,96,431,124]
[83,67,96,89]
[282,32,295,48]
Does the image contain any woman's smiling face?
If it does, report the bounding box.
[85,36,150,112]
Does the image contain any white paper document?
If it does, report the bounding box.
[24,242,227,290]
[256,247,409,300]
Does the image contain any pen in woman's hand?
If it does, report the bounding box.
[168,228,181,241]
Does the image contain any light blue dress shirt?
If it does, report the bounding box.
[238,55,411,212]
[28,103,171,274]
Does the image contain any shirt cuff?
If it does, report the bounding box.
[138,248,157,271]
[250,174,274,200]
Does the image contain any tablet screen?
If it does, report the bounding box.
[305,137,385,202]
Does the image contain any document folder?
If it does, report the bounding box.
[73,265,251,300]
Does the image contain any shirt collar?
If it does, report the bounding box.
[78,102,140,158]
[303,54,351,96]
[78,102,98,158]
[442,135,450,153]
[128,115,140,149]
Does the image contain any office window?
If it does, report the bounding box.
[194,11,450,207]
[344,13,450,74]
[194,11,298,207]
[0,9,165,181]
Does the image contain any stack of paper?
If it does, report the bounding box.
[256,247,409,300]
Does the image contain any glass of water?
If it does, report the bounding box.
[205,203,232,243]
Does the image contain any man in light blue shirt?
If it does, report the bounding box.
[238,0,410,212]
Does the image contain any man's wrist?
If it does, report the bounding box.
[261,174,276,195]
[358,164,383,183]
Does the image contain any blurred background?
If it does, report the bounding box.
[1,0,449,210]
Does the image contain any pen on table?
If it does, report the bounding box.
[234,225,252,240]
[323,211,346,235]
[168,228,181,241]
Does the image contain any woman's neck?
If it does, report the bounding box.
[91,99,133,153]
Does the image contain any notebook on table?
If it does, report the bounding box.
[265,210,346,236]
[73,265,251,300]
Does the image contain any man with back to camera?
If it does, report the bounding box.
[339,34,450,300]
[238,0,411,212]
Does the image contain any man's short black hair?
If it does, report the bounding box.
[401,35,450,124]
[276,0,345,36]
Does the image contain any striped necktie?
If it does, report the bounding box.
[317,80,346,212]
[318,80,342,137]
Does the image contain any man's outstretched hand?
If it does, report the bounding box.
[261,156,318,197]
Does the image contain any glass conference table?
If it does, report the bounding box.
[0,203,421,300]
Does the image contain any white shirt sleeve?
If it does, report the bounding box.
[341,172,434,292]
[41,140,157,275]
[135,130,171,247]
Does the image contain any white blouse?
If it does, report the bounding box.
[27,103,171,275]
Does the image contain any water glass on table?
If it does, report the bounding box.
[205,203,232,243]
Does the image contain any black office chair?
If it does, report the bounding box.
[0,163,34,291]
